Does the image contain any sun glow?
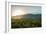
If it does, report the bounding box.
[12,9,26,16]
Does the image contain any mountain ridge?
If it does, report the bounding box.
[12,14,41,19]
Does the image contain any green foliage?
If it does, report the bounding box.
[11,18,41,28]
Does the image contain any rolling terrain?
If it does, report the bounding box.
[11,14,41,28]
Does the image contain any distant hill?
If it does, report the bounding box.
[11,14,41,19]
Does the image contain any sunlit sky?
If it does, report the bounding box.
[11,5,41,16]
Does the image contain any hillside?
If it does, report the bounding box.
[11,14,41,19]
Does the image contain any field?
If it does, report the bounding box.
[11,18,41,28]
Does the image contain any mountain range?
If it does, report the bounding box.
[12,14,41,19]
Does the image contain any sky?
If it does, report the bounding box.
[11,5,41,16]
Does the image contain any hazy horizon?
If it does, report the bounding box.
[11,5,41,16]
